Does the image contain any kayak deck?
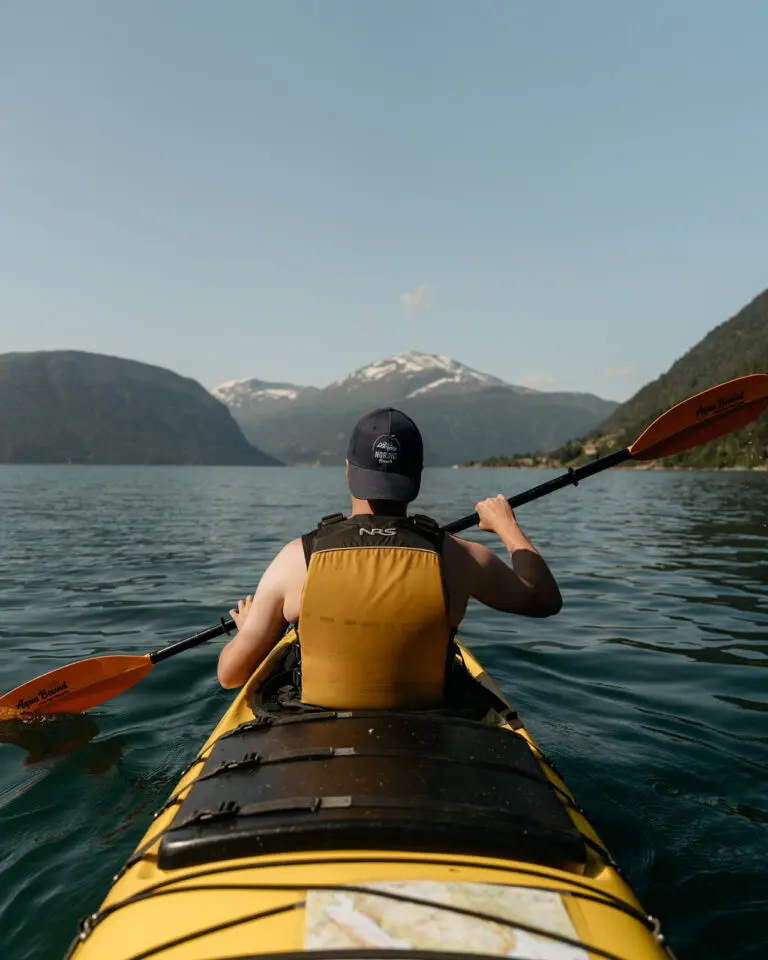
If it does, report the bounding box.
[66,634,673,960]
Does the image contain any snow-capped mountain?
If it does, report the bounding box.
[211,352,515,410]
[329,351,511,398]
[210,377,316,413]
[210,350,618,467]
[209,352,521,416]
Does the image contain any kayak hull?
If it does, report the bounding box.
[66,632,673,960]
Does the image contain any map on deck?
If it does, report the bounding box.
[304,880,589,959]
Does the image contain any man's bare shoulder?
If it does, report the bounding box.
[270,537,306,571]
[256,537,305,587]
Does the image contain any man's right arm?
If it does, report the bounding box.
[217,539,302,689]
[455,495,562,618]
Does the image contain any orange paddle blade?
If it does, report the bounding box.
[0,655,153,720]
[629,374,768,461]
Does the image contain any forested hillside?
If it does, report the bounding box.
[473,289,768,469]
[0,351,281,465]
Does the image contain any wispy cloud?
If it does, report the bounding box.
[520,374,559,390]
[399,283,431,317]
[601,365,635,381]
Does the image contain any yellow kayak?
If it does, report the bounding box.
[65,631,674,960]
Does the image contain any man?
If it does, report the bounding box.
[218,408,562,707]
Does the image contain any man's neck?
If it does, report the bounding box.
[350,497,407,517]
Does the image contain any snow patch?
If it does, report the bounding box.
[210,378,301,407]
[406,376,461,398]
[254,388,299,401]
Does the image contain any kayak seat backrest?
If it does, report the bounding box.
[158,712,586,872]
[251,638,513,724]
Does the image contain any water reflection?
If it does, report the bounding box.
[0,715,124,774]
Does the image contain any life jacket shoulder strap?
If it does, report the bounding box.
[319,512,347,526]
[409,513,444,549]
[300,513,346,566]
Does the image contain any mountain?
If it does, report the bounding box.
[211,353,515,415]
[0,351,281,465]
[210,377,318,415]
[475,289,768,469]
[212,351,618,467]
[327,352,517,400]
[594,288,768,468]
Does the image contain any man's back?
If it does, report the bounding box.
[262,532,472,628]
[260,522,556,628]
[218,496,562,690]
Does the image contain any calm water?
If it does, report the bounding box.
[0,465,766,959]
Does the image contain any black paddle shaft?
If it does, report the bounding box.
[442,447,631,535]
[149,617,236,664]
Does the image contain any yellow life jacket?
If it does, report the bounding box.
[297,513,452,710]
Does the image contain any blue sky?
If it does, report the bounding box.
[2,1,766,401]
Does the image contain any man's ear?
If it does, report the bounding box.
[345,459,349,481]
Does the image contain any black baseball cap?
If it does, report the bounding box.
[346,408,423,502]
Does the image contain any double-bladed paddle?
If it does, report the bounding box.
[1,373,766,720]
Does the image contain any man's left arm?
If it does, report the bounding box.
[217,540,300,688]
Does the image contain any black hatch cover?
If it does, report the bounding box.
[158,712,586,870]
